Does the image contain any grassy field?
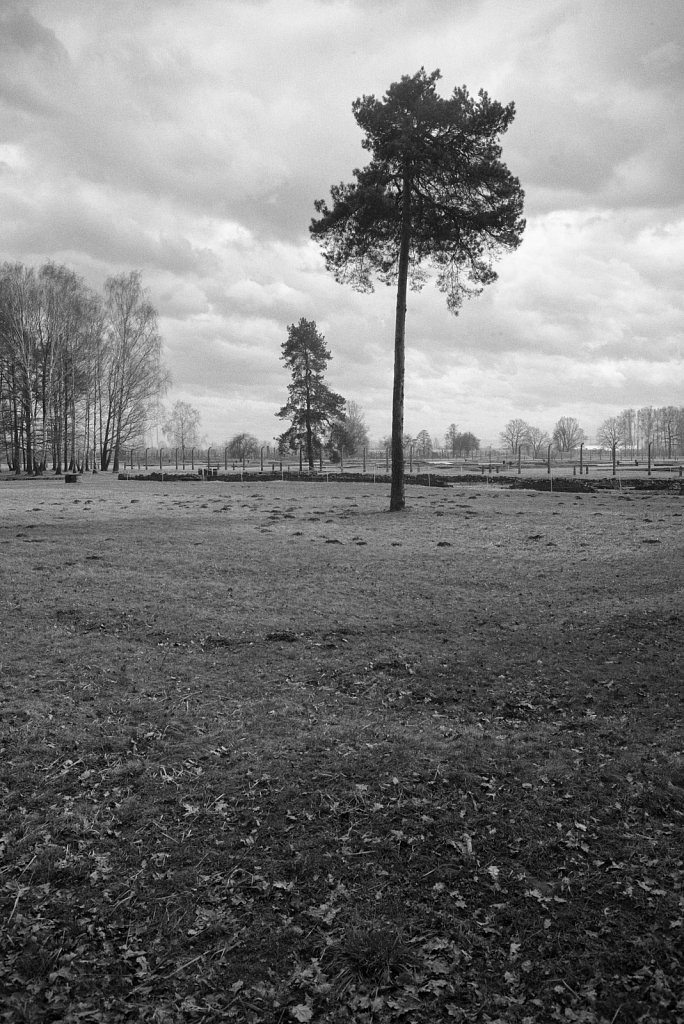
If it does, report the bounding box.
[1,475,682,1023]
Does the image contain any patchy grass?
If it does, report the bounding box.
[0,477,682,1023]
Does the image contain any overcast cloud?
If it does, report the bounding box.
[1,0,682,446]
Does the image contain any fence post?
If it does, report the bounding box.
[191,446,196,471]
[363,447,366,473]
[579,442,584,477]
[159,448,164,471]
[648,441,652,477]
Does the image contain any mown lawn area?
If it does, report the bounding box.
[1,477,682,1023]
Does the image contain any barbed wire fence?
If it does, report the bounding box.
[2,440,683,479]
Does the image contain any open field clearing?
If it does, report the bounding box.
[1,477,683,1023]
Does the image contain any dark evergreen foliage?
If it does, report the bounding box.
[277,318,346,471]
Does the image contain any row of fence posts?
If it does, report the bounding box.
[123,446,270,473]
[122,444,424,476]
[510,441,669,478]
[122,445,373,474]
[4,438,682,477]
[121,440,680,479]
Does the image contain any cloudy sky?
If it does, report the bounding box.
[1,0,682,447]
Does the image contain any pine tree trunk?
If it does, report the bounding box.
[305,389,314,471]
[390,166,412,512]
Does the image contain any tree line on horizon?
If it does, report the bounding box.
[2,260,681,475]
[500,409,683,459]
[0,261,168,474]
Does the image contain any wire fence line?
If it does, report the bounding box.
[120,444,684,477]
[116,453,683,483]
[3,442,683,478]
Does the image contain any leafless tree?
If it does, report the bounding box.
[444,422,459,455]
[500,418,530,454]
[329,400,370,457]
[552,416,585,454]
[415,429,433,457]
[163,400,202,450]
[101,272,169,472]
[597,416,626,450]
[227,432,259,460]
[526,425,550,458]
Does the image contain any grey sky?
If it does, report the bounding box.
[1,0,682,445]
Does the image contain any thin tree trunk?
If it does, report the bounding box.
[303,354,315,472]
[390,165,412,512]
[305,391,314,471]
[71,404,77,469]
[84,397,90,470]
[64,403,69,471]
[11,381,21,475]
[22,383,34,475]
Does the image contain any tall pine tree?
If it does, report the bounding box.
[311,68,525,510]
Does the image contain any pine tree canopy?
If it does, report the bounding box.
[311,67,525,313]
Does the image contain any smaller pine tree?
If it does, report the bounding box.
[277,318,346,470]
